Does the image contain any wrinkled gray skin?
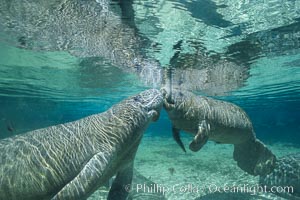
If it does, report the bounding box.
[260,153,300,200]
[0,89,163,200]
[162,88,276,176]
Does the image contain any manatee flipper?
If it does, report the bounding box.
[149,110,160,122]
[107,161,134,200]
[172,126,186,153]
[162,93,175,111]
[51,152,111,200]
[189,120,209,152]
[233,139,276,176]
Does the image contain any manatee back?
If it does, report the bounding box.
[168,89,253,131]
[196,95,253,131]
[0,118,101,200]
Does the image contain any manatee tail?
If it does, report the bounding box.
[233,139,276,176]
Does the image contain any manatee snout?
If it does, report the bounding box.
[160,87,169,100]
[160,87,175,111]
[134,89,163,121]
[160,87,168,96]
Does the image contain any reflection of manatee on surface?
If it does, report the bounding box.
[162,88,276,176]
[166,40,250,96]
[0,0,250,95]
[0,0,163,87]
[259,153,300,200]
[0,89,163,200]
[163,61,249,96]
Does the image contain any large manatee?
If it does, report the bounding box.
[0,89,163,200]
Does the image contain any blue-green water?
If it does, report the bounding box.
[0,0,299,142]
[0,0,299,199]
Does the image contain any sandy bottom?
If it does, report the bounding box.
[89,134,299,200]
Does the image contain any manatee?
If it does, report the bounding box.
[259,153,300,200]
[0,89,163,200]
[161,88,276,176]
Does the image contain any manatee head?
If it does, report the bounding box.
[160,87,192,111]
[130,89,163,121]
[161,87,195,152]
[161,87,209,153]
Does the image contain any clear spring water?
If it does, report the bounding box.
[0,0,299,142]
[0,0,299,199]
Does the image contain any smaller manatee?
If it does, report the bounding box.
[162,87,276,176]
